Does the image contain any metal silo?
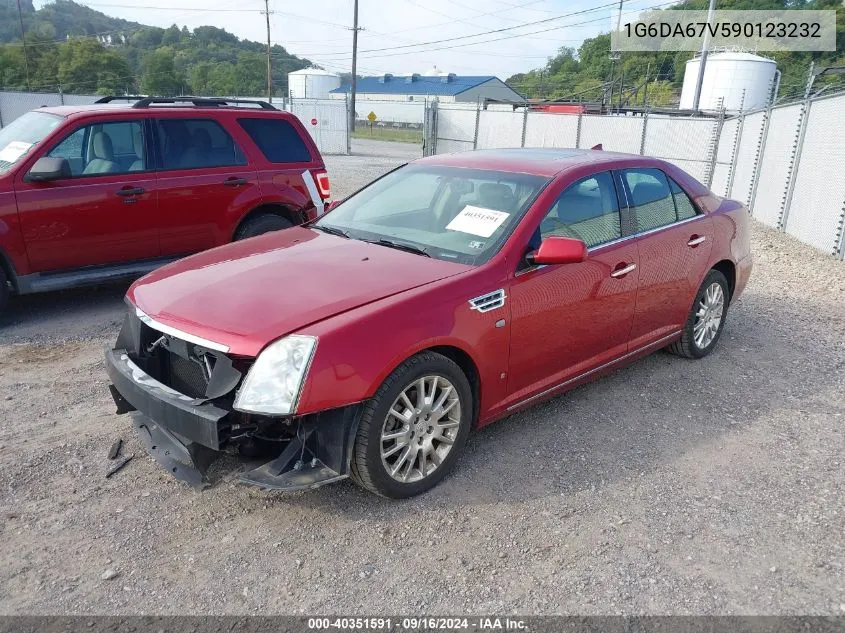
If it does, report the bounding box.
[680,51,779,112]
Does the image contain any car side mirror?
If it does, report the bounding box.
[26,157,71,182]
[326,199,342,212]
[527,236,588,266]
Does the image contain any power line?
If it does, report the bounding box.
[303,0,678,63]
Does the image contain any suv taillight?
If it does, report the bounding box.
[312,170,331,201]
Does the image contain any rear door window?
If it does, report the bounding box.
[238,117,312,163]
[622,168,677,233]
[669,177,699,220]
[155,118,247,170]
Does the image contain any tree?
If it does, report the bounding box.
[57,38,133,94]
[140,49,183,96]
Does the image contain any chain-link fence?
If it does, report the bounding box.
[285,98,349,155]
[711,92,845,257]
[0,90,98,127]
[430,95,845,259]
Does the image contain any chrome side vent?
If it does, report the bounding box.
[469,289,506,313]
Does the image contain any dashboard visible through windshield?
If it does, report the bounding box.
[314,165,550,265]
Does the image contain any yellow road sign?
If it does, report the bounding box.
[367,111,377,122]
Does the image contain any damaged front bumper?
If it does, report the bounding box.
[105,348,361,491]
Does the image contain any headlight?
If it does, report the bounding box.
[233,335,317,415]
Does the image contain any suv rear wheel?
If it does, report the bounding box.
[234,213,293,240]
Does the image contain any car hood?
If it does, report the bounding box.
[129,227,472,357]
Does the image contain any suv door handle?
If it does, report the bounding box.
[687,235,706,247]
[115,187,145,197]
[610,263,637,278]
[223,178,248,187]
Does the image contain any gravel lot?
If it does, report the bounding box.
[1,139,844,615]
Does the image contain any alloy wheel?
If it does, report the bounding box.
[380,375,462,483]
[693,282,725,349]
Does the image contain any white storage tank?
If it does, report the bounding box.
[679,51,779,112]
[288,68,341,99]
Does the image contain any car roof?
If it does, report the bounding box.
[414,148,656,178]
[35,103,288,119]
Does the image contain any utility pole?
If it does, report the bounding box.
[263,0,273,103]
[691,0,716,111]
[16,0,31,91]
[607,0,623,112]
[349,0,360,133]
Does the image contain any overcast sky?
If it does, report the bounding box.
[35,0,673,78]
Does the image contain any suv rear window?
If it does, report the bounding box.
[238,117,312,163]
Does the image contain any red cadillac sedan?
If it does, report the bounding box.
[106,148,752,498]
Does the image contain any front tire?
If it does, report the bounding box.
[234,213,293,240]
[350,352,473,498]
[668,269,730,359]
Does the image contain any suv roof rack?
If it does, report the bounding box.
[94,95,150,103]
[94,95,278,110]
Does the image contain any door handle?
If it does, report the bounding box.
[115,187,145,197]
[687,235,706,247]
[223,178,248,187]
[610,263,637,278]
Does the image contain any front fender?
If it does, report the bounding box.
[295,268,510,420]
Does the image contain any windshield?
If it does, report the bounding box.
[314,165,549,265]
[0,112,63,175]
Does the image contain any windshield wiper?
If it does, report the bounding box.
[366,238,430,257]
[312,224,350,238]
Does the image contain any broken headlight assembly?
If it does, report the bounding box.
[233,335,318,416]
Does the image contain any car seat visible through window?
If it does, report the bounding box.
[83,132,120,175]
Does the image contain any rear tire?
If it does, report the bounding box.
[350,352,473,499]
[668,269,730,359]
[234,213,293,240]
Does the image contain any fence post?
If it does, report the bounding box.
[704,106,725,188]
[521,106,528,148]
[639,110,648,155]
[0,92,4,128]
[834,198,845,260]
[59,85,64,105]
[472,101,481,150]
[779,97,811,230]
[726,112,745,200]
[575,111,583,149]
[746,108,770,213]
[345,94,351,155]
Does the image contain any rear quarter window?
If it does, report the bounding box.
[238,117,313,164]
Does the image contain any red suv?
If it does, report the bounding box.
[0,96,330,315]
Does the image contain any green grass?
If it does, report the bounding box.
[352,125,423,144]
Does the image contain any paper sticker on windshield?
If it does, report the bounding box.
[446,206,509,238]
[0,141,33,164]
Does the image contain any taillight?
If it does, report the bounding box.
[313,170,331,201]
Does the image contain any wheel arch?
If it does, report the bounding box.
[231,203,306,241]
[710,259,736,301]
[374,342,482,427]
